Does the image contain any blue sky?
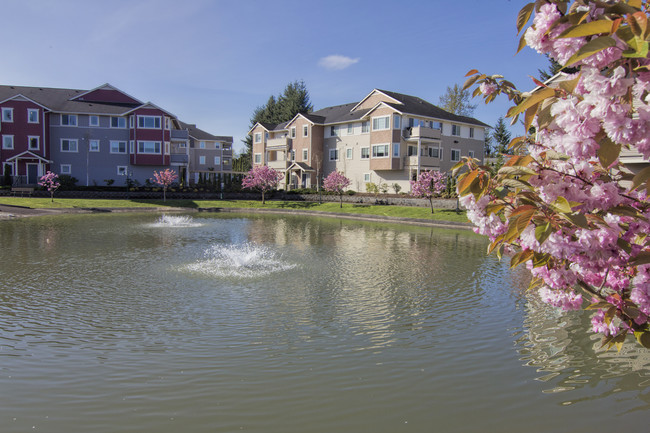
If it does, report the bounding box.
[0,0,547,153]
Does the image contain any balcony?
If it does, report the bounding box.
[171,129,189,140]
[267,137,291,149]
[403,126,441,140]
[370,157,402,171]
[170,154,188,164]
[268,159,289,170]
[404,155,440,168]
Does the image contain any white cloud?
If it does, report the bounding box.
[318,55,360,70]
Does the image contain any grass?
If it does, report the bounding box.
[0,197,469,224]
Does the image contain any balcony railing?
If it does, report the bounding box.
[170,154,188,164]
[404,155,441,168]
[403,126,441,140]
[267,137,291,149]
[171,129,189,140]
[268,159,289,170]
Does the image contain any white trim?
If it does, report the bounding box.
[121,102,176,118]
[254,153,262,164]
[2,107,13,122]
[302,148,309,161]
[89,139,100,152]
[116,165,128,176]
[329,148,339,161]
[345,147,353,160]
[451,148,461,162]
[89,115,100,127]
[2,134,14,149]
[214,156,221,165]
[451,124,461,136]
[0,94,50,110]
[110,116,127,128]
[60,163,72,174]
[350,89,402,112]
[137,140,161,154]
[137,115,161,129]
[110,140,127,154]
[371,115,390,131]
[360,146,370,159]
[69,83,144,104]
[28,135,40,151]
[303,124,309,137]
[199,155,206,165]
[27,108,39,123]
[371,143,390,158]
[60,114,78,127]
[60,138,78,152]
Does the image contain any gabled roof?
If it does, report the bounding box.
[69,83,143,105]
[284,112,326,128]
[0,93,51,110]
[287,161,314,172]
[5,150,52,163]
[350,89,402,112]
[310,102,370,124]
[122,101,176,118]
[178,120,233,142]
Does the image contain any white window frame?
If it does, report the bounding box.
[89,115,100,127]
[2,107,13,122]
[137,115,161,129]
[199,155,206,165]
[214,156,221,165]
[347,123,354,135]
[330,125,339,137]
[110,140,127,154]
[215,142,221,149]
[372,115,390,131]
[451,149,461,162]
[451,124,461,136]
[254,153,262,164]
[302,149,308,161]
[393,142,400,157]
[199,141,206,149]
[2,135,14,149]
[346,147,353,160]
[28,108,39,124]
[372,144,390,158]
[361,121,369,133]
[137,140,161,154]
[111,116,126,128]
[303,125,308,137]
[469,150,475,159]
[360,147,370,159]
[129,116,135,128]
[129,141,134,154]
[60,164,71,174]
[329,148,339,161]
[469,127,474,138]
[164,141,170,155]
[393,114,401,129]
[28,136,40,151]
[61,138,78,153]
[165,117,170,130]
[89,139,100,152]
[117,166,128,176]
[364,173,371,183]
[428,147,440,158]
[290,127,296,138]
[61,114,77,126]
[254,132,262,143]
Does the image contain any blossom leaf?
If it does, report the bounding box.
[597,136,621,169]
[631,251,650,266]
[542,150,570,161]
[563,212,589,229]
[510,249,534,268]
[457,169,479,195]
[501,178,531,191]
[564,36,617,66]
[507,87,555,118]
[498,166,537,177]
[516,3,535,35]
[535,222,553,245]
[586,301,613,310]
[485,203,505,215]
[552,196,572,213]
[524,102,539,132]
[557,20,614,38]
[465,69,479,77]
[463,74,481,91]
[634,331,650,349]
[630,166,650,192]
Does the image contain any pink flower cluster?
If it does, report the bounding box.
[38,171,60,191]
[322,171,352,193]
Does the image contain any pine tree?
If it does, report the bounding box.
[438,83,477,116]
[492,117,512,154]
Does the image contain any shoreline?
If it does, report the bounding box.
[0,204,474,230]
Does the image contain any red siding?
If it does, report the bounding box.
[74,88,140,104]
[129,107,171,166]
[0,100,47,165]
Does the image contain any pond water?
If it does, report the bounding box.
[1,212,649,432]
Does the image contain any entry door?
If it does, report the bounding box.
[27,164,39,184]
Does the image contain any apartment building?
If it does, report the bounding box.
[0,83,232,186]
[250,89,488,192]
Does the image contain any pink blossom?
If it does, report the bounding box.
[539,286,583,310]
[323,171,352,208]
[479,82,497,96]
[242,166,284,204]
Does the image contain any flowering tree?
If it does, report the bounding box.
[458,1,650,350]
[410,170,447,213]
[241,166,283,204]
[38,171,60,202]
[151,169,178,202]
[323,171,351,208]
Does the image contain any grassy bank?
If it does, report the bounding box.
[0,197,469,224]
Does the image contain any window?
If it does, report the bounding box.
[2,135,14,149]
[89,140,100,152]
[215,142,221,149]
[393,143,400,157]
[199,155,206,165]
[361,121,369,133]
[199,141,206,149]
[360,147,370,159]
[60,164,71,174]
[110,141,127,154]
[432,121,442,130]
[223,158,230,165]
[117,166,128,176]
[408,145,417,156]
[330,125,339,137]
[364,173,371,182]
[469,150,475,159]
[302,149,308,161]
[303,125,308,137]
[61,139,78,152]
[28,136,39,150]
[137,116,161,129]
[214,156,221,165]
[254,153,262,164]
[165,117,170,130]
[372,144,389,158]
[469,127,475,138]
[89,115,99,126]
[61,114,77,126]
[137,141,161,154]
[291,150,296,161]
[393,114,401,129]
[451,124,461,136]
[129,141,134,153]
[329,148,339,161]
[28,109,39,123]
[346,148,353,159]
[372,116,390,131]
[254,132,262,143]
[428,147,440,158]
[111,117,126,128]
[164,142,170,154]
[2,107,13,122]
[129,116,135,128]
[347,123,354,135]
[451,149,461,161]
[290,127,296,138]
[179,142,186,148]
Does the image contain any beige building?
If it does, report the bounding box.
[179,121,233,184]
[249,89,488,192]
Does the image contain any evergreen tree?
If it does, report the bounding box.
[438,83,477,116]
[492,117,512,154]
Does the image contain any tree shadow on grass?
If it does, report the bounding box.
[274,201,320,209]
[130,199,199,208]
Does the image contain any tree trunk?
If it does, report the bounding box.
[262,191,266,205]
[339,193,343,208]
[429,197,434,214]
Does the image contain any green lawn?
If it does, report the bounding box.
[0,197,469,224]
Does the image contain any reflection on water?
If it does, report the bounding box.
[0,213,649,432]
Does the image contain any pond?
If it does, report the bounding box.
[1,212,649,432]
